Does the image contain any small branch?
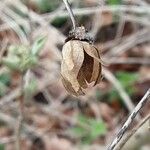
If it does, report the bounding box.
[15,112,23,150]
[0,111,46,139]
[15,69,32,150]
[106,28,150,57]
[115,113,150,150]
[62,0,76,30]
[0,136,15,144]
[26,0,33,44]
[42,5,150,19]
[103,69,137,114]
[0,87,21,108]
[15,2,34,148]
[15,75,25,150]
[104,57,150,65]
[0,1,28,44]
[107,88,150,150]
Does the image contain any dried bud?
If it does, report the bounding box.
[61,39,102,96]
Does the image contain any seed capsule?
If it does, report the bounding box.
[61,39,102,96]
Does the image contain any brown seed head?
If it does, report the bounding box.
[61,39,102,96]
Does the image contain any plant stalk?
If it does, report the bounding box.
[63,0,76,30]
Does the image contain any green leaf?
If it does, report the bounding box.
[31,36,47,56]
[8,45,28,56]
[0,73,11,85]
[78,115,89,124]
[52,17,67,28]
[34,0,60,12]
[108,71,138,102]
[0,73,11,96]
[69,115,89,138]
[90,120,107,139]
[2,56,20,71]
[8,45,18,55]
[24,79,37,95]
[19,55,38,72]
[69,115,107,144]
[116,71,138,87]
[0,82,7,96]
[0,144,5,150]
[107,0,122,5]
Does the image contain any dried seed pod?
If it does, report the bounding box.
[61,27,102,96]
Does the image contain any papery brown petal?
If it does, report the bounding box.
[82,42,102,85]
[94,64,102,85]
[77,63,88,89]
[77,51,94,85]
[94,47,102,85]
[70,40,84,76]
[62,41,74,70]
[90,59,99,83]
[82,41,102,63]
[62,40,84,74]
[94,46,106,66]
[89,47,100,83]
[61,61,84,96]
[61,76,84,96]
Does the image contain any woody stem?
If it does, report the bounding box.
[63,0,76,30]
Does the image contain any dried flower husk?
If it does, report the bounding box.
[61,40,102,96]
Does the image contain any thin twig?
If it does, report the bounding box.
[15,2,34,148]
[42,5,150,19]
[26,0,33,45]
[1,2,150,32]
[62,0,76,30]
[107,88,150,150]
[90,1,105,38]
[0,136,15,144]
[115,14,125,40]
[104,57,150,65]
[0,111,46,138]
[115,113,150,150]
[0,73,57,108]
[0,1,28,44]
[0,87,21,107]
[106,28,150,57]
[15,75,24,150]
[103,69,137,114]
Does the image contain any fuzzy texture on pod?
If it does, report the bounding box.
[61,40,102,96]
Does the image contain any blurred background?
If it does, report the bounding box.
[0,0,150,150]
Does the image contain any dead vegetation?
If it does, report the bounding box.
[0,0,150,150]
